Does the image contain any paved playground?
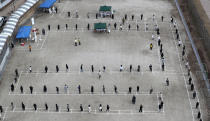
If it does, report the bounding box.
[0,0,208,121]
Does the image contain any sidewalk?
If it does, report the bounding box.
[0,0,26,17]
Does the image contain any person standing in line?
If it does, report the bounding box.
[141,14,143,20]
[102,85,105,94]
[43,85,47,93]
[196,102,199,109]
[139,104,143,112]
[91,65,94,72]
[132,15,134,20]
[188,77,192,85]
[120,24,122,31]
[128,24,131,30]
[56,104,59,112]
[137,65,140,72]
[96,13,98,19]
[42,28,45,35]
[45,66,48,73]
[171,16,173,23]
[64,84,68,94]
[125,14,127,20]
[20,86,23,93]
[114,23,117,30]
[15,69,19,77]
[98,70,102,79]
[14,77,17,83]
[33,104,37,111]
[166,78,169,86]
[57,25,60,30]
[161,16,164,22]
[146,24,148,31]
[91,86,94,94]
[68,11,71,17]
[129,65,132,72]
[56,87,59,94]
[120,65,123,72]
[150,43,153,50]
[191,83,194,91]
[55,7,57,13]
[103,66,106,72]
[78,85,81,94]
[114,85,117,93]
[29,45,32,52]
[29,66,32,73]
[48,25,50,31]
[132,95,136,104]
[78,38,81,45]
[29,86,33,94]
[11,83,14,92]
[149,64,152,71]
[158,39,161,46]
[67,104,70,112]
[149,87,153,94]
[45,103,48,111]
[74,38,78,46]
[11,102,14,111]
[80,104,83,112]
[193,91,196,99]
[88,105,91,113]
[137,24,139,31]
[152,33,154,40]
[75,24,78,30]
[66,64,69,72]
[87,23,90,30]
[162,63,165,71]
[80,64,83,72]
[22,102,25,111]
[128,87,132,94]
[197,111,201,119]
[137,86,139,93]
[56,65,59,73]
[99,104,102,112]
[106,105,110,112]
[66,24,68,30]
[0,105,3,113]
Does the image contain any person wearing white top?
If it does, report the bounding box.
[99,104,102,112]
[29,66,32,73]
[120,65,123,72]
[88,105,91,113]
[152,34,154,40]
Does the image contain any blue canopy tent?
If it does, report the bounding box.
[16,26,32,39]
[39,0,57,8]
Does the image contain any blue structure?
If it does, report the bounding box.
[16,26,32,39]
[39,0,57,8]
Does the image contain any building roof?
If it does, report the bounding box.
[99,6,112,12]
[94,23,107,30]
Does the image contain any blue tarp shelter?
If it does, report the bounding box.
[16,26,32,39]
[39,0,56,8]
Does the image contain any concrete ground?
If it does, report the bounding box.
[0,0,208,121]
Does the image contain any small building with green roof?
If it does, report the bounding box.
[94,23,107,32]
[99,5,113,17]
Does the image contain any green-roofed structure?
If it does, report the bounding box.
[94,23,107,32]
[99,5,113,17]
